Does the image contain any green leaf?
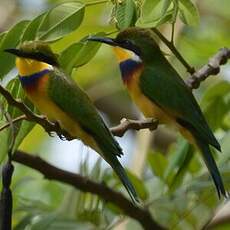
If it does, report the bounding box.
[141,0,161,17]
[37,2,85,42]
[201,81,230,130]
[168,144,193,192]
[179,0,199,26]
[136,0,173,27]
[21,13,46,42]
[0,20,30,79]
[164,138,193,187]
[161,0,173,16]
[59,33,104,75]
[115,0,137,29]
[148,152,168,179]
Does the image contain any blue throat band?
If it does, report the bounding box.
[19,68,50,86]
[119,59,141,80]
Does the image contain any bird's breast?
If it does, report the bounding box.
[126,70,174,124]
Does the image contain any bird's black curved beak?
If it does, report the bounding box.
[4,48,23,57]
[4,48,59,66]
[87,36,119,46]
[87,36,141,56]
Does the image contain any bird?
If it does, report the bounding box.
[5,41,138,203]
[87,27,227,198]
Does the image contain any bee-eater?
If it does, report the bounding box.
[88,27,227,198]
[5,41,138,202]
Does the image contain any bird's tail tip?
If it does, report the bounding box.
[197,140,227,200]
[114,164,139,204]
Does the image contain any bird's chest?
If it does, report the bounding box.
[125,71,172,123]
[23,75,56,119]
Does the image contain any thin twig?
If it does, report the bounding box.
[0,115,27,132]
[12,151,165,230]
[151,28,195,74]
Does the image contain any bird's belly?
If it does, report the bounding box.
[25,89,100,152]
[126,74,173,124]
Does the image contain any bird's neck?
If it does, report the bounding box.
[16,57,52,89]
[16,57,51,76]
[113,47,143,84]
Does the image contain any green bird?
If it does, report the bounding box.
[88,27,227,198]
[5,41,138,202]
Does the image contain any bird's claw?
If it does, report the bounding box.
[48,131,55,137]
[58,134,67,141]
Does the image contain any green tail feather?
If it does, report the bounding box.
[197,140,227,198]
[113,162,139,204]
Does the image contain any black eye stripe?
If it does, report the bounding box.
[117,40,141,56]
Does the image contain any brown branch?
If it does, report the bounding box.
[110,118,159,137]
[12,150,165,230]
[186,47,230,89]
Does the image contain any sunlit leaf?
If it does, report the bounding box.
[21,13,46,42]
[59,33,104,75]
[115,0,137,29]
[161,0,173,16]
[136,0,173,27]
[179,0,199,26]
[0,20,29,79]
[37,2,85,41]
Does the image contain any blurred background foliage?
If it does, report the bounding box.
[0,0,229,229]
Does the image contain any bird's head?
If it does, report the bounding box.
[5,41,59,67]
[87,27,161,63]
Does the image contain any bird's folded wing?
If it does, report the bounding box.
[47,69,123,157]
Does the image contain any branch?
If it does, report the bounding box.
[12,151,165,230]
[0,115,26,132]
[186,47,230,89]
[110,118,158,137]
[151,28,195,74]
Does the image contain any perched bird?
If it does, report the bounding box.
[88,27,227,198]
[5,41,138,202]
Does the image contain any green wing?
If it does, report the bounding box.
[140,58,220,150]
[47,68,123,158]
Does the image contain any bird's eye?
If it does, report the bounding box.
[123,40,132,46]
